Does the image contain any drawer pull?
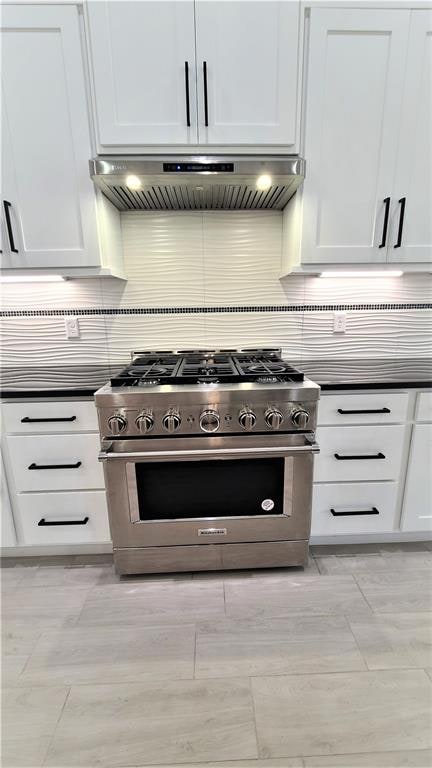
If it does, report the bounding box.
[4,200,19,253]
[38,517,89,526]
[21,416,77,423]
[331,507,379,517]
[337,408,390,415]
[28,461,82,470]
[334,452,385,461]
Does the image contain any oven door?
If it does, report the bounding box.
[99,434,319,548]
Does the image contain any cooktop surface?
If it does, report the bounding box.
[111,349,305,387]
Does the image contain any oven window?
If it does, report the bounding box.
[134,458,284,520]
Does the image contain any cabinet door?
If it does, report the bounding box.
[195,1,299,146]
[301,9,409,264]
[1,449,16,547]
[401,424,432,532]
[1,5,99,268]
[87,1,197,147]
[389,11,432,263]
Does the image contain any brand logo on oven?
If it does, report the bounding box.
[198,528,227,537]
[261,499,275,511]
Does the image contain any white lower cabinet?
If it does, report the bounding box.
[2,400,99,434]
[312,482,398,536]
[1,449,16,546]
[401,423,432,533]
[15,491,110,545]
[416,392,432,422]
[317,393,409,427]
[314,425,405,483]
[7,433,104,492]
[312,389,431,540]
[1,398,110,551]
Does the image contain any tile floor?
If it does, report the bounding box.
[1,543,432,768]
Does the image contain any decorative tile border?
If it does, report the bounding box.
[0,303,431,318]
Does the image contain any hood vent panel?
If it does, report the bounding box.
[108,182,297,211]
[90,156,305,212]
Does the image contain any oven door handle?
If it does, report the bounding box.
[98,442,320,462]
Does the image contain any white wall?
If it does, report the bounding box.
[1,211,431,368]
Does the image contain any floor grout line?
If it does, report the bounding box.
[4,664,432,694]
[248,676,262,762]
[40,685,71,768]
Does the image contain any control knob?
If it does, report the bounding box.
[107,413,127,435]
[162,409,181,433]
[135,411,154,434]
[239,407,256,431]
[291,408,310,429]
[265,407,283,430]
[199,409,220,433]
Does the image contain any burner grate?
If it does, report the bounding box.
[234,354,304,382]
[109,350,304,386]
[177,354,239,380]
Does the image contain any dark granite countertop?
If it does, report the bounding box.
[0,359,431,398]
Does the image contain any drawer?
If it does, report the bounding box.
[15,490,111,545]
[1,400,98,434]
[311,482,398,536]
[314,425,406,482]
[416,392,432,422]
[317,393,409,426]
[6,434,104,492]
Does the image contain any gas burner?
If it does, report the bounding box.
[248,363,287,374]
[128,365,168,376]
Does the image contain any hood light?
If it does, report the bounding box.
[319,271,403,278]
[126,175,142,191]
[256,174,272,191]
[0,275,65,283]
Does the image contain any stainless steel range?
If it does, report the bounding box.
[95,349,320,575]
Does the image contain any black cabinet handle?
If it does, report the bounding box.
[331,507,379,517]
[28,461,82,470]
[203,61,209,126]
[21,416,77,424]
[337,408,390,415]
[184,61,191,127]
[379,197,390,248]
[3,201,18,253]
[394,197,406,248]
[38,517,89,527]
[334,452,385,461]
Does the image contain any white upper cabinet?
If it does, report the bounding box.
[86,1,198,147]
[194,1,299,147]
[1,5,100,269]
[301,9,410,265]
[389,11,432,263]
[86,0,300,151]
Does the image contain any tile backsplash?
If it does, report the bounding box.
[1,211,431,368]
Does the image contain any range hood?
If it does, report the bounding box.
[89,156,305,212]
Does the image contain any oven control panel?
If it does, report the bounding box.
[99,401,316,438]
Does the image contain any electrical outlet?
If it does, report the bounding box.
[333,311,347,333]
[65,316,80,339]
